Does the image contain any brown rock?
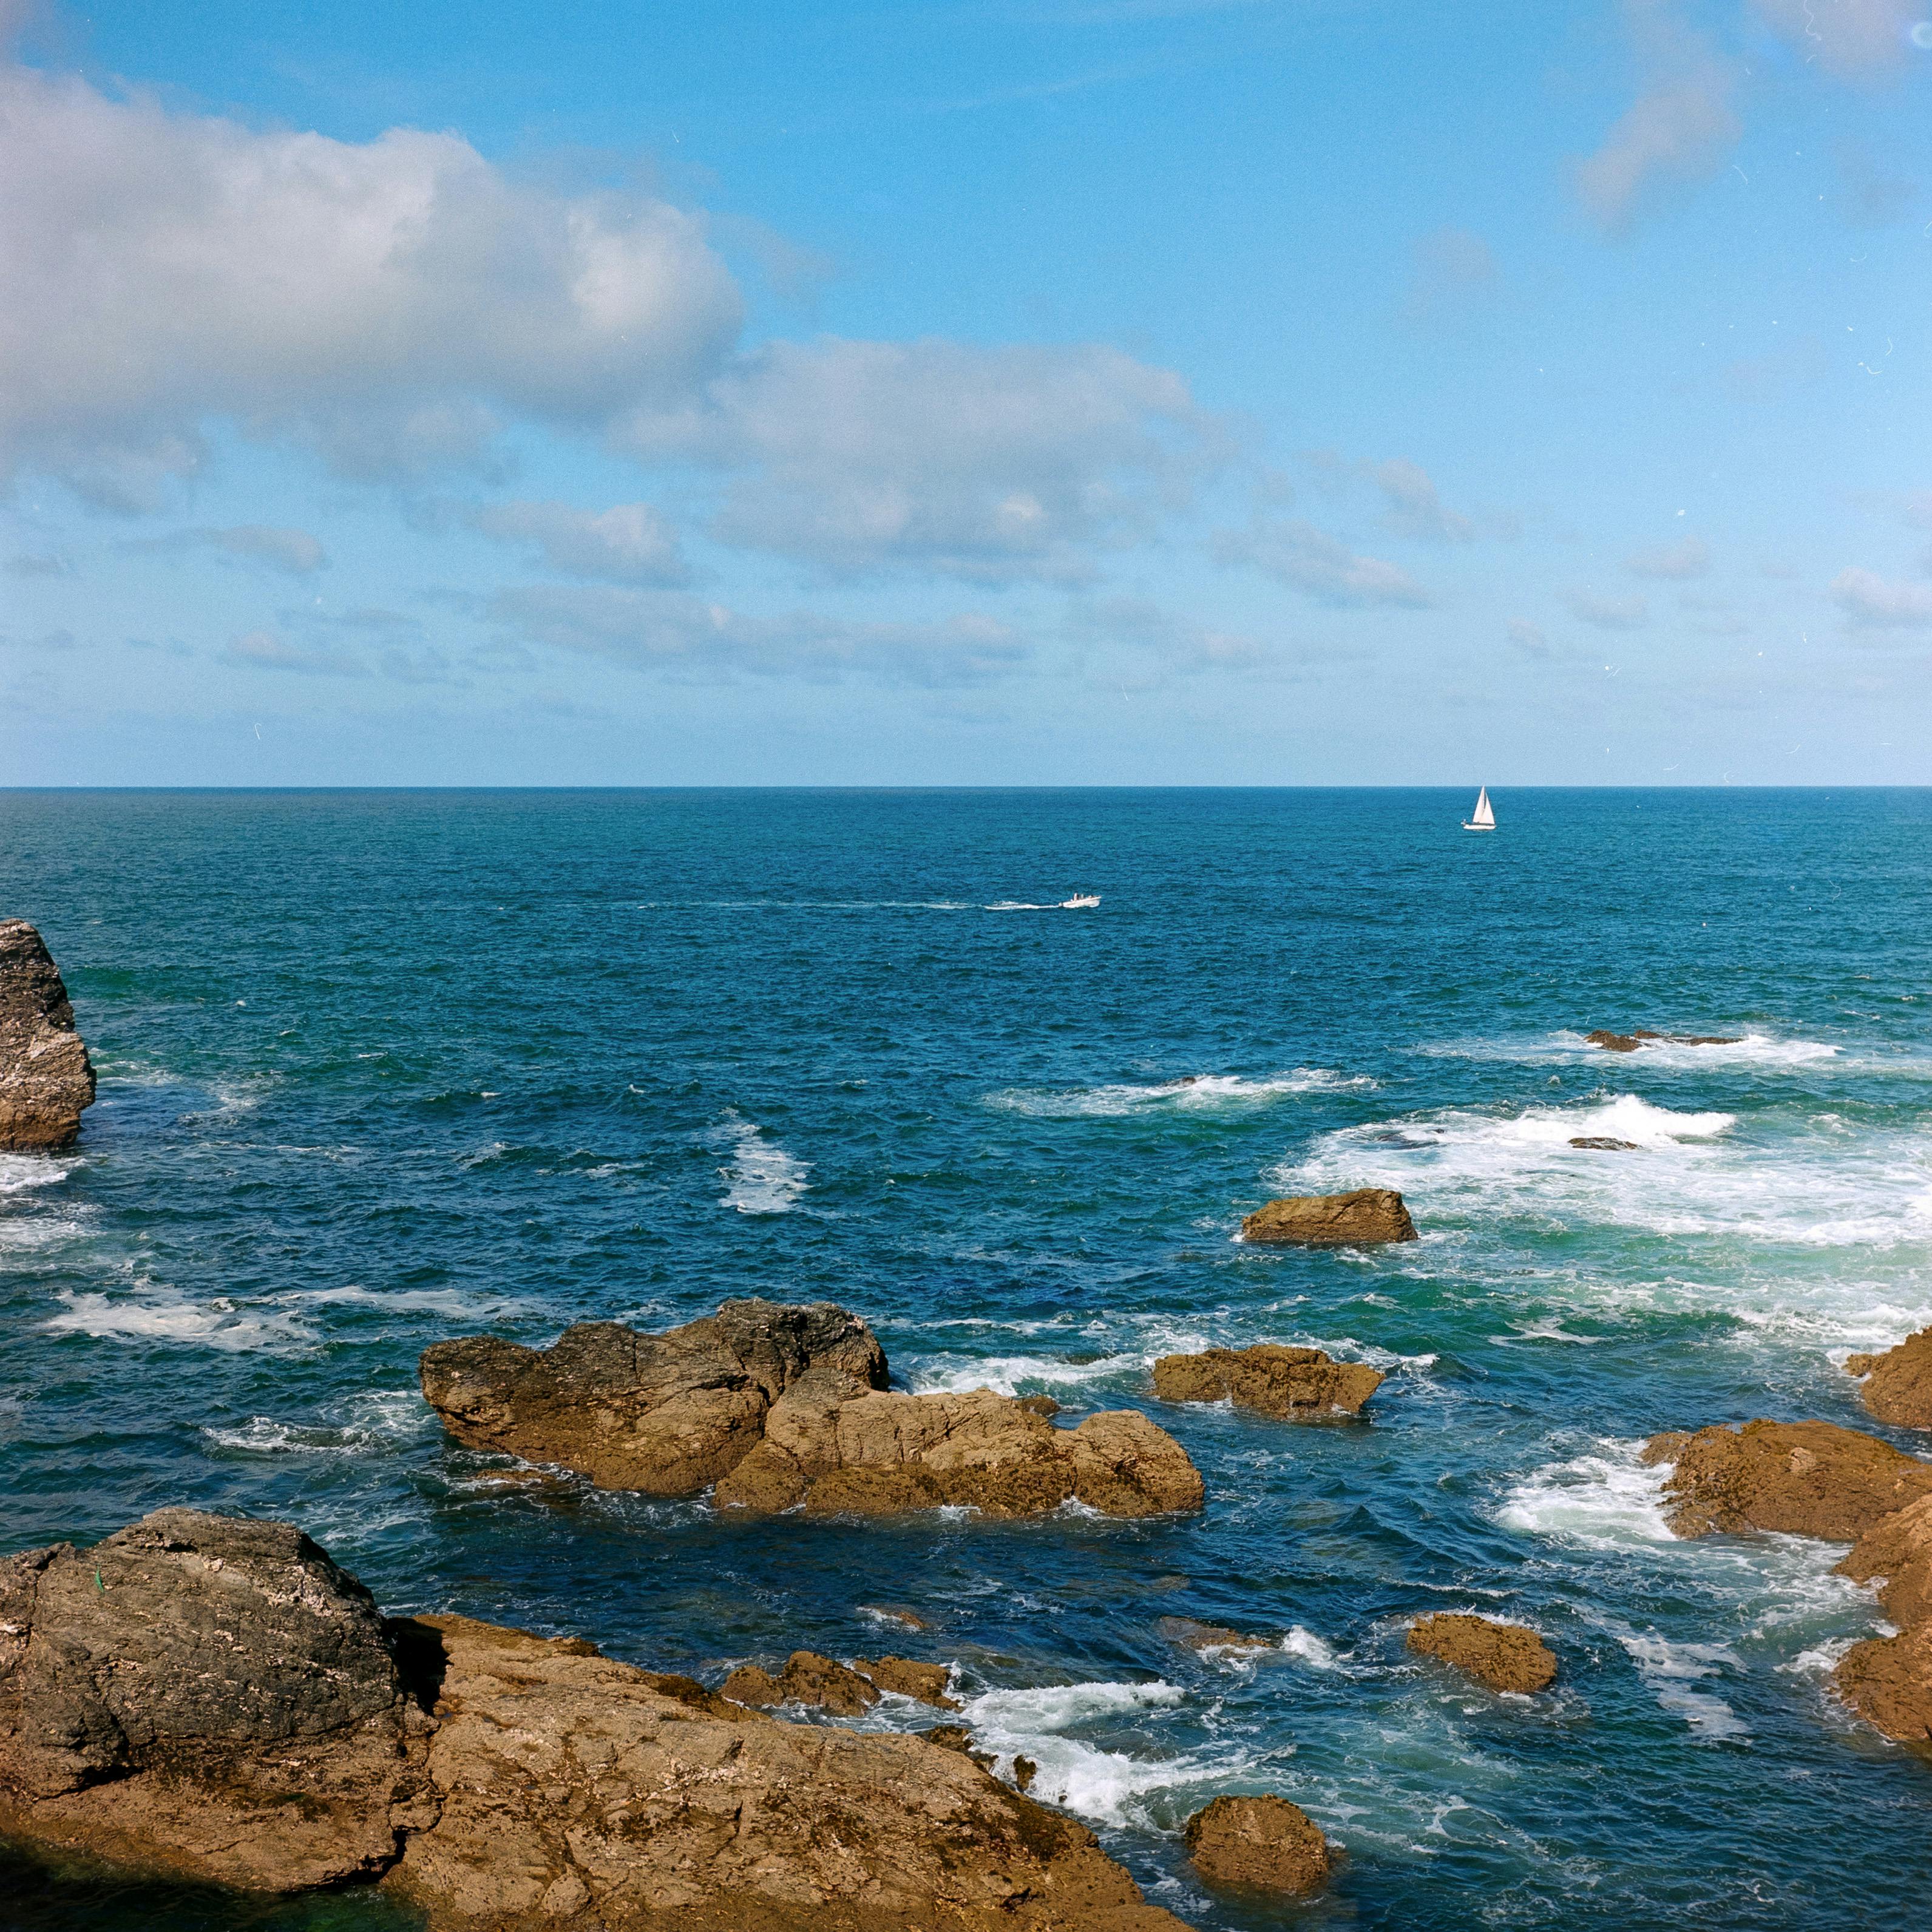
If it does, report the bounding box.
[1846,1327,1932,1431]
[852,1656,960,1709]
[1406,1614,1557,1694]
[418,1299,887,1494]
[1585,1029,1742,1052]
[1570,1137,1639,1150]
[715,1381,1203,1521]
[1153,1344,1384,1420]
[858,1604,929,1630]
[1014,1755,1038,1791]
[721,1651,879,1717]
[1184,1794,1329,1896]
[1239,1188,1417,1246]
[1156,1618,1273,1655]
[4,1511,1194,1931]
[0,1509,433,1891]
[1835,1621,1932,1749]
[1837,1492,1932,1633]
[0,921,96,1151]
[1641,1418,1932,1541]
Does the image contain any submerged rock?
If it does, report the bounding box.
[1584,1028,1742,1052]
[1641,1418,1932,1541]
[1239,1188,1417,1247]
[1846,1328,1932,1431]
[1153,1343,1383,1420]
[0,920,96,1151]
[1406,1613,1557,1694]
[418,1298,887,1493]
[2,1510,1193,1930]
[714,1380,1204,1520]
[1569,1136,1639,1151]
[1156,1618,1274,1655]
[1184,1794,1330,1896]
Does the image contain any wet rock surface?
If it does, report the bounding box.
[1569,1136,1638,1150]
[719,1650,959,1716]
[1153,1344,1384,1420]
[1238,1188,1417,1246]
[1584,1028,1742,1052]
[1406,1614,1557,1694]
[1846,1327,1932,1431]
[1641,1418,1932,1541]
[1156,1618,1273,1655]
[713,1380,1204,1520]
[0,920,96,1152]
[418,1298,887,1493]
[2,1511,1192,1929]
[1184,1794,1329,1896]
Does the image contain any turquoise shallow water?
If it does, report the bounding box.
[4,787,1932,1930]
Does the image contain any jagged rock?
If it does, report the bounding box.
[853,1655,960,1709]
[1152,1344,1383,1420]
[1835,1620,1932,1748]
[0,1509,435,1891]
[418,1299,887,1493]
[1584,1029,1742,1052]
[1846,1328,1932,1431]
[1156,1618,1273,1655]
[2,1511,1193,1930]
[1570,1136,1639,1151]
[1838,1492,1932,1632]
[1014,1755,1038,1791]
[1184,1794,1329,1896]
[722,1651,879,1717]
[1406,1614,1557,1693]
[714,1380,1204,1520]
[1640,1418,1932,1541]
[1239,1188,1416,1246]
[0,921,96,1152]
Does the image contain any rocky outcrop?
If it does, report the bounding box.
[2,1510,1192,1930]
[1406,1614,1556,1693]
[1153,1344,1383,1420]
[1846,1329,1932,1431]
[1584,1028,1741,1052]
[1640,1418,1932,1541]
[0,920,95,1151]
[1644,1421,1932,1751]
[720,1650,958,1715]
[1184,1795,1329,1896]
[418,1300,888,1493]
[1156,1618,1273,1655]
[1239,1188,1417,1246]
[714,1378,1203,1520]
[0,1510,435,1891]
[1570,1136,1638,1151]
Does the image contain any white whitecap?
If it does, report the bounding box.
[1495,1441,1676,1550]
[710,1114,809,1215]
[1280,1626,1340,1669]
[0,1154,75,1196]
[44,1290,311,1352]
[987,1068,1370,1120]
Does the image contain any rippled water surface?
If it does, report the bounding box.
[4,787,1932,1930]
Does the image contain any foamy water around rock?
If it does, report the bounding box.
[4,788,1932,1931]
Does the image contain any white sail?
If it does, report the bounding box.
[1465,786,1495,830]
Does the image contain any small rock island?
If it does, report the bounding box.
[0,919,96,1151]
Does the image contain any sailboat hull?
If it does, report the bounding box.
[1462,823,1494,832]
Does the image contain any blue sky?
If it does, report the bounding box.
[4,0,1932,784]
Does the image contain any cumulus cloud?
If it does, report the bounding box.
[222,628,365,675]
[620,337,1213,583]
[138,524,328,573]
[1576,1,1740,233]
[1567,590,1650,628]
[1832,566,1932,628]
[1625,535,1710,578]
[471,499,685,584]
[1753,0,1921,75]
[0,53,741,505]
[1068,594,1266,670]
[1214,518,1431,607]
[1374,459,1474,541]
[488,583,1030,685]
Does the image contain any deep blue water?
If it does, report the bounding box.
[4,787,1932,1931]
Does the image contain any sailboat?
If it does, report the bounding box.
[1463,787,1496,832]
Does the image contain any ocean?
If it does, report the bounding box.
[4,786,1931,1930]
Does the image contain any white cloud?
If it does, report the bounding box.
[1373,458,1473,541]
[0,55,741,504]
[620,337,1214,583]
[222,628,365,675]
[1576,1,1740,233]
[1214,518,1432,607]
[204,525,328,573]
[1069,594,1266,670]
[488,583,1031,685]
[1567,590,1650,629]
[471,500,685,584]
[1753,0,1920,75]
[1832,566,1932,628]
[1625,535,1710,578]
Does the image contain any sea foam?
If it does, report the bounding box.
[988,1069,1369,1119]
[711,1114,810,1214]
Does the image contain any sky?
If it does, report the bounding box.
[4,0,1932,785]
